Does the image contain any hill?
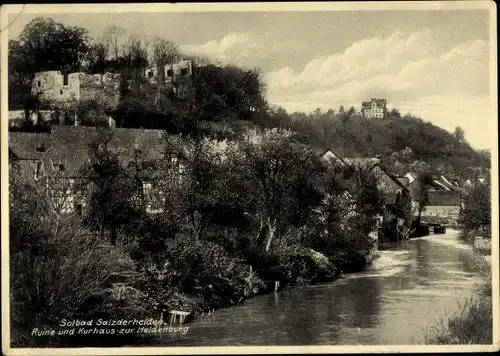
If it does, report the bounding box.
[252,108,488,179]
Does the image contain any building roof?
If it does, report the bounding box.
[8,132,52,161]
[395,176,410,187]
[361,98,387,109]
[9,125,169,178]
[319,148,347,165]
[427,190,461,206]
[342,157,410,201]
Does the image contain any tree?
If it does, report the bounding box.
[339,105,345,114]
[152,37,179,80]
[390,108,401,118]
[347,106,356,116]
[459,183,491,238]
[17,17,89,74]
[8,17,89,109]
[400,146,413,163]
[230,129,325,251]
[103,24,125,61]
[81,131,139,244]
[86,39,110,74]
[453,126,466,143]
[410,172,434,226]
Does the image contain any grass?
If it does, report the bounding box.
[424,258,492,345]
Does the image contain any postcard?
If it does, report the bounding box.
[1,2,498,355]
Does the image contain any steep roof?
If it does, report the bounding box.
[9,125,169,178]
[8,132,52,161]
[319,148,347,165]
[361,98,387,109]
[395,176,410,187]
[342,158,410,202]
[427,190,461,206]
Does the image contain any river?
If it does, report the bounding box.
[153,229,484,346]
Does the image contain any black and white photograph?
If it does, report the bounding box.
[1,2,498,355]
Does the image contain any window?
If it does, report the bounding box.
[38,81,41,88]
[166,69,174,77]
[60,89,63,95]
[59,164,65,172]
[180,68,188,76]
[36,143,45,152]
[148,71,154,78]
[63,73,69,86]
[35,161,43,180]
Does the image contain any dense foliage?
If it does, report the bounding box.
[459,182,492,239]
[259,108,487,179]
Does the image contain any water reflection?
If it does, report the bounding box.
[148,234,482,346]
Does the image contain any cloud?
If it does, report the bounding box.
[180,32,259,67]
[179,30,492,148]
[265,30,488,104]
[264,30,491,147]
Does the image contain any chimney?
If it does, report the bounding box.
[108,116,116,128]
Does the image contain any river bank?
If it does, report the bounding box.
[422,229,492,345]
[128,231,482,346]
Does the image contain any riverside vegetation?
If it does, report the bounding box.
[8,17,491,347]
[425,182,493,345]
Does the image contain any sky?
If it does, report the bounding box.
[7,6,495,149]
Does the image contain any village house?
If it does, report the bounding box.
[8,125,175,215]
[361,98,387,119]
[419,190,463,224]
[401,171,469,225]
[319,149,412,242]
[8,123,231,216]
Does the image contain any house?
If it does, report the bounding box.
[9,125,174,215]
[320,152,412,241]
[344,157,411,210]
[361,98,387,119]
[420,190,463,223]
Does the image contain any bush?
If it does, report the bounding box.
[9,184,144,347]
[425,265,492,345]
[317,227,375,274]
[425,297,492,345]
[134,238,257,314]
[242,243,336,289]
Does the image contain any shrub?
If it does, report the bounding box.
[323,229,375,274]
[242,243,336,289]
[9,186,144,347]
[425,297,492,345]
[425,265,492,345]
[134,238,257,314]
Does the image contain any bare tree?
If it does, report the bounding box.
[152,37,179,81]
[87,37,110,74]
[103,24,125,60]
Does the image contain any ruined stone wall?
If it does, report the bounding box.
[79,73,121,110]
[32,71,81,105]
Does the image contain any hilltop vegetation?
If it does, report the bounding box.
[259,108,488,178]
